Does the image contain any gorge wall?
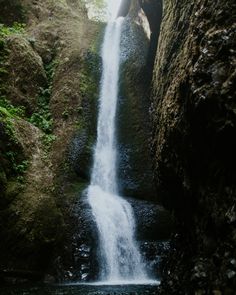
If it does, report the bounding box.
[151,0,236,294]
[1,0,235,292]
[0,0,102,281]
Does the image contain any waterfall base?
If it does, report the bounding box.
[67,280,160,286]
[0,283,160,295]
[87,185,147,281]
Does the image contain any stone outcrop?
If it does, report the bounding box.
[118,13,153,198]
[151,0,236,293]
[0,0,101,281]
[117,0,163,199]
[119,0,162,75]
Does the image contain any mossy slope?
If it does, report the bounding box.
[0,0,102,280]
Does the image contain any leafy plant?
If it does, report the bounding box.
[0,22,26,120]
[0,22,25,38]
[0,97,25,118]
[14,160,29,175]
[42,134,57,147]
[29,60,58,133]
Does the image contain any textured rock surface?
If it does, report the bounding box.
[117,1,158,199]
[128,198,174,241]
[0,0,101,281]
[6,35,47,114]
[152,0,236,293]
[119,0,162,75]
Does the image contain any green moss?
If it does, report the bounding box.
[0,99,26,118]
[29,59,58,133]
[0,105,28,183]
[4,150,28,180]
[0,22,25,37]
[0,22,26,72]
[0,22,26,123]
[42,133,57,154]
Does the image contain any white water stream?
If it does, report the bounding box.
[87,7,149,283]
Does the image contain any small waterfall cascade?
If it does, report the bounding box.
[87,6,148,284]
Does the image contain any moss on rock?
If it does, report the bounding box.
[6,35,47,115]
[0,0,103,279]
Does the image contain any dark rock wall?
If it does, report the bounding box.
[139,0,162,75]
[152,0,236,293]
[119,0,163,78]
[117,0,163,200]
[118,5,154,199]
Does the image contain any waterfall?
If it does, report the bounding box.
[87,14,148,283]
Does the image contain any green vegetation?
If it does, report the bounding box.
[0,22,25,75]
[0,21,56,138]
[0,23,26,94]
[0,22,25,37]
[29,60,58,134]
[0,22,57,192]
[0,98,25,118]
[0,98,25,147]
[6,150,28,176]
[42,133,57,154]
[0,22,26,120]
[0,117,28,182]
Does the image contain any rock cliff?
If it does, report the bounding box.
[151,0,236,293]
[0,0,101,281]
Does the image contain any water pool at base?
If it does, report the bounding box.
[0,284,160,295]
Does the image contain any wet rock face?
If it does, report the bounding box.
[53,194,99,282]
[116,0,163,200]
[55,196,173,283]
[117,10,155,199]
[129,198,173,280]
[152,0,236,293]
[140,240,170,279]
[120,0,163,75]
[68,131,92,180]
[139,0,162,33]
[128,198,174,240]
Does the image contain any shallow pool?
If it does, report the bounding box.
[0,283,160,295]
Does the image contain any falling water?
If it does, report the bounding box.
[87,11,148,283]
